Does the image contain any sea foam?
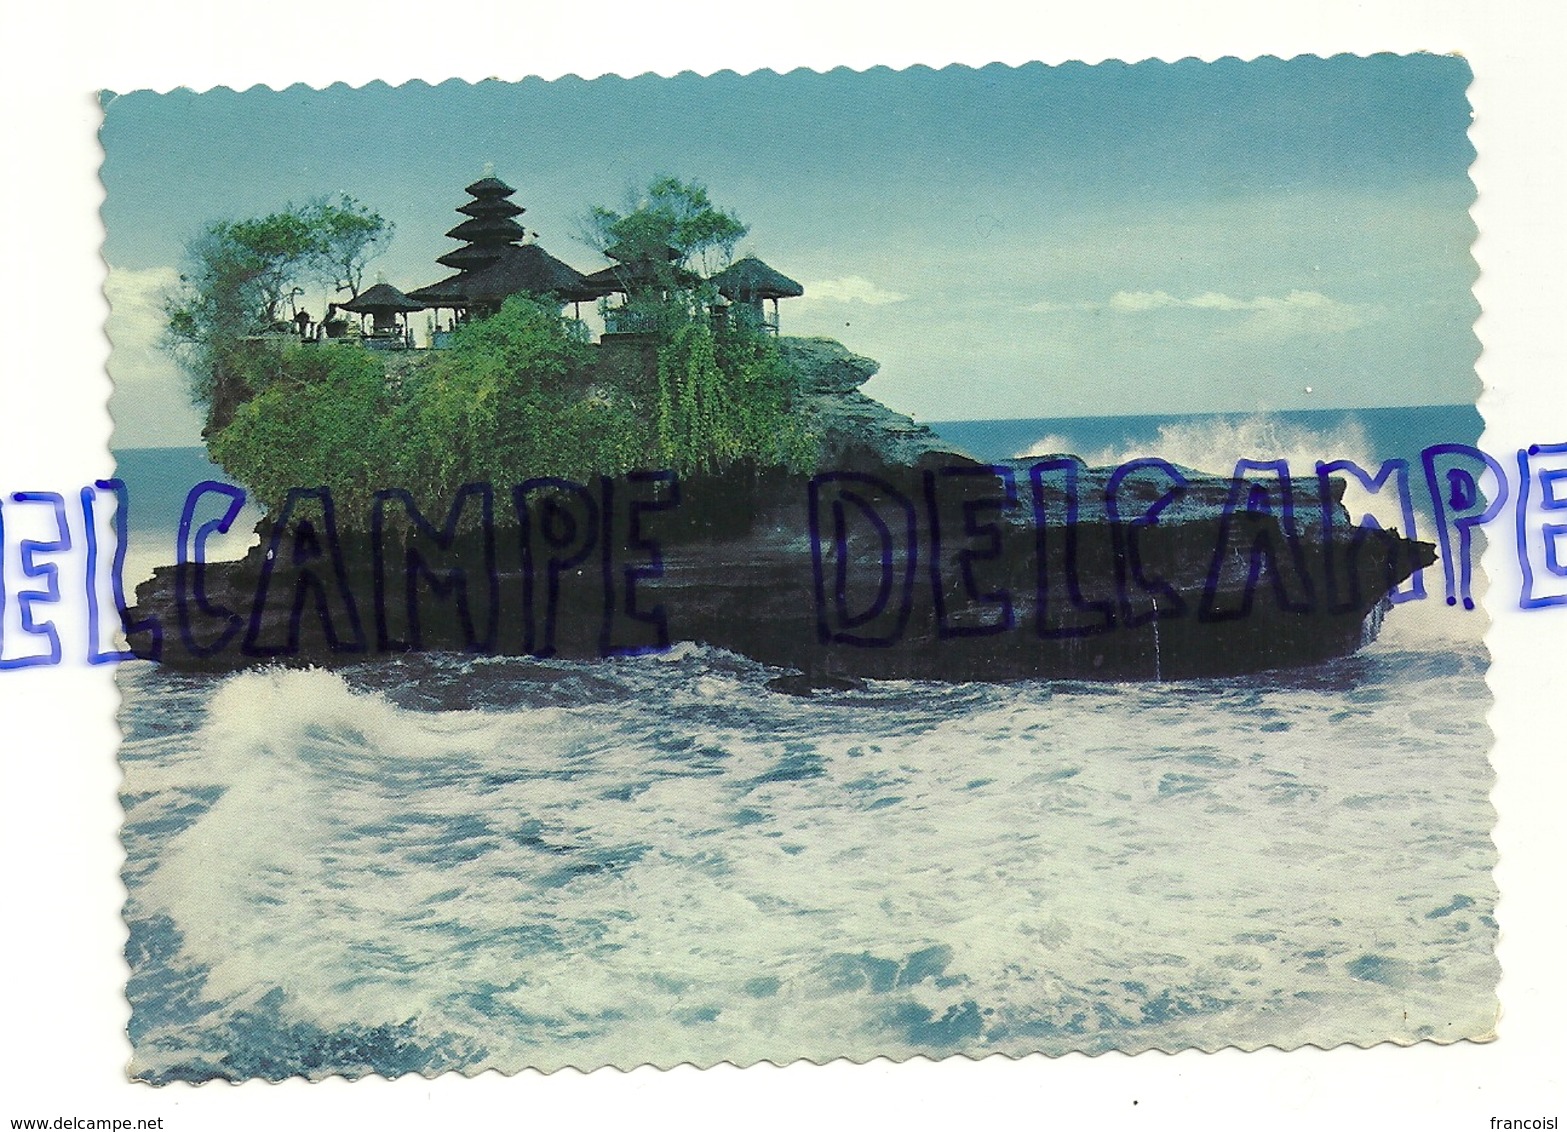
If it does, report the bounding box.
[121,641,1497,1079]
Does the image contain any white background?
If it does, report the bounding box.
[1,2,1563,1129]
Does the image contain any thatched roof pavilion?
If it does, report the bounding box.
[580,260,699,297]
[583,241,699,297]
[711,256,804,302]
[340,281,424,342]
[341,281,425,314]
[710,256,804,333]
[413,243,603,310]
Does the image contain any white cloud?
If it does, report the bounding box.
[800,275,909,306]
[105,265,206,447]
[105,265,183,382]
[1027,288,1374,339]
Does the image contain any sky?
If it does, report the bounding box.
[100,56,1477,448]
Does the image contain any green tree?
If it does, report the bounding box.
[208,297,610,514]
[390,296,615,498]
[164,198,392,429]
[208,344,395,515]
[584,176,817,476]
[166,208,314,348]
[304,194,395,301]
[583,177,748,288]
[654,310,817,474]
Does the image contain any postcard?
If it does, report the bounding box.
[98,57,1502,1081]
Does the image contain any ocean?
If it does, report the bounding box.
[115,407,1498,1080]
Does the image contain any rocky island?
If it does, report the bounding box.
[130,173,1432,681]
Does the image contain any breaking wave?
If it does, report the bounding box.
[120,642,1497,1080]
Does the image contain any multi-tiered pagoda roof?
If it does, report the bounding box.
[409,174,605,311]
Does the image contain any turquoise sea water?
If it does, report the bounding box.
[115,407,1498,1080]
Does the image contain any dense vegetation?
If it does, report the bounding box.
[182,180,818,517]
[208,296,817,515]
[582,177,748,282]
[584,178,817,475]
[165,195,392,430]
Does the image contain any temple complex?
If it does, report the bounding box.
[333,170,806,349]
